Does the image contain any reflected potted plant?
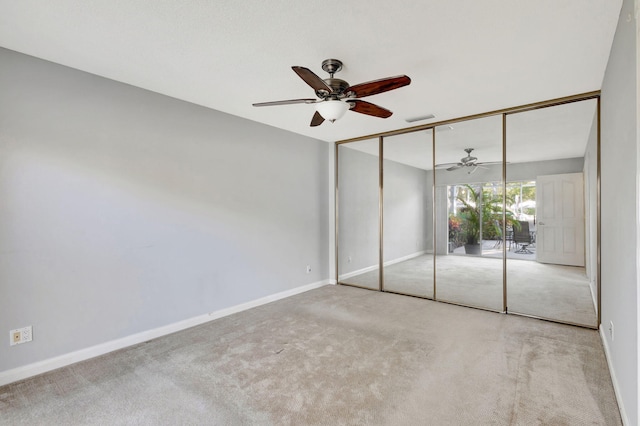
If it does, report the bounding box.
[448,215,464,253]
[455,184,518,255]
[458,202,482,255]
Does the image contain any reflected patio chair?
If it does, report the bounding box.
[492,219,503,248]
[513,220,533,254]
[492,219,514,250]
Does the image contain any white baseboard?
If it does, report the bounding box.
[338,250,429,281]
[589,279,598,316]
[339,263,379,280]
[599,326,629,425]
[385,250,430,267]
[0,279,331,387]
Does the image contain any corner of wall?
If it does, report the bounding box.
[600,326,631,424]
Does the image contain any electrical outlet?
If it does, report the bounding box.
[347,256,352,263]
[609,321,614,341]
[22,326,32,343]
[306,265,312,274]
[9,326,32,346]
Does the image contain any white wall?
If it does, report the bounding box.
[600,0,639,423]
[0,48,329,373]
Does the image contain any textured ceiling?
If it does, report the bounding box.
[0,1,621,145]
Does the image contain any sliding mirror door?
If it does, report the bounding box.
[434,116,504,311]
[337,139,380,289]
[382,130,434,298]
[506,99,598,327]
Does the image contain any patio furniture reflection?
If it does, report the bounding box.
[513,220,534,254]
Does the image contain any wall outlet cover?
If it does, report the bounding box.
[9,326,33,346]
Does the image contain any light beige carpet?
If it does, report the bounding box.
[0,285,620,425]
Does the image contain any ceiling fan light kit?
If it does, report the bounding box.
[253,59,411,127]
[316,99,350,122]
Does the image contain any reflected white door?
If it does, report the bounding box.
[536,173,585,266]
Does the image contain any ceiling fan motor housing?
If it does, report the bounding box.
[321,59,343,75]
[462,148,477,163]
[322,78,350,97]
[318,59,350,98]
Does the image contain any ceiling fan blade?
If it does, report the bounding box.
[446,164,463,171]
[252,98,317,107]
[475,161,503,166]
[349,100,393,118]
[292,66,333,95]
[435,162,461,169]
[344,75,411,98]
[310,111,325,127]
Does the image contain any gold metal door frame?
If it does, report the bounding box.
[378,137,384,292]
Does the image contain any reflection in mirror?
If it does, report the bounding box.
[382,130,434,298]
[506,99,598,327]
[434,116,504,311]
[337,139,380,289]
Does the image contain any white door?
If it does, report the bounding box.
[536,173,585,266]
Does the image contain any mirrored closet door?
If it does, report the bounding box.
[433,116,504,312]
[335,93,600,329]
[506,99,599,327]
[382,130,434,298]
[337,138,380,290]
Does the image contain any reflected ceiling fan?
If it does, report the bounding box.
[252,59,411,127]
[436,148,502,174]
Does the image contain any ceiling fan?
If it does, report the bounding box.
[252,59,411,127]
[436,148,502,174]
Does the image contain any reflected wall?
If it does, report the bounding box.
[337,139,380,289]
[382,130,434,298]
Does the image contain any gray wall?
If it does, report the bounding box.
[383,159,432,261]
[328,145,336,282]
[337,145,379,275]
[337,146,431,275]
[600,0,638,423]
[583,111,598,308]
[0,48,329,372]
